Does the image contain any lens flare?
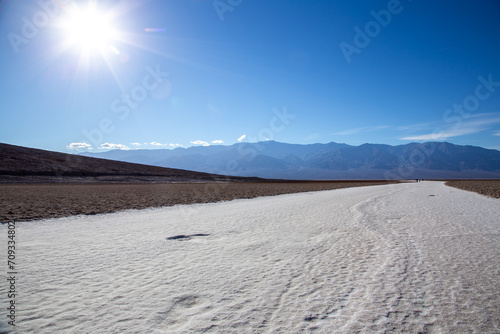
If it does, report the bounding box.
[60,3,118,53]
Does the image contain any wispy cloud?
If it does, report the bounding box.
[334,125,389,136]
[207,103,222,115]
[396,122,433,131]
[304,133,320,141]
[211,140,224,144]
[170,143,182,148]
[494,132,500,136]
[237,134,246,142]
[190,140,210,146]
[130,142,142,147]
[400,113,500,141]
[99,143,130,150]
[67,142,92,150]
[401,129,481,141]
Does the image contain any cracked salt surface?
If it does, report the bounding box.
[1,182,499,333]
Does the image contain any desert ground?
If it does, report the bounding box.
[2,180,498,222]
[0,181,395,222]
[0,181,499,333]
[445,180,500,198]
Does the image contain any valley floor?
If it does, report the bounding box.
[445,179,500,198]
[0,181,394,222]
[1,182,499,333]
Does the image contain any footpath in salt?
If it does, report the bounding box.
[1,181,499,333]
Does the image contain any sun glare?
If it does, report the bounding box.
[61,4,117,53]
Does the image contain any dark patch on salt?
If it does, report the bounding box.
[304,315,317,321]
[166,233,210,241]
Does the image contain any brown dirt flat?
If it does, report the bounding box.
[0,181,396,222]
[445,180,500,199]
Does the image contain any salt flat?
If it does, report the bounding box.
[1,181,499,333]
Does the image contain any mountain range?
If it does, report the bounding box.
[82,141,500,180]
[0,143,262,183]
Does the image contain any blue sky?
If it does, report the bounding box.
[1,0,500,153]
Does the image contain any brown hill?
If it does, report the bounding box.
[0,143,261,183]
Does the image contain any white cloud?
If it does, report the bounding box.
[99,143,130,150]
[237,134,246,142]
[190,140,210,146]
[132,142,182,148]
[211,140,224,144]
[494,132,500,136]
[67,143,92,150]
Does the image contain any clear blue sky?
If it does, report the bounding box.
[1,0,499,153]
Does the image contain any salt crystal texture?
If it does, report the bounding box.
[1,182,499,333]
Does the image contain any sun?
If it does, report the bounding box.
[60,3,118,54]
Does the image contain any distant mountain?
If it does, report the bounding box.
[0,143,263,183]
[81,141,500,180]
